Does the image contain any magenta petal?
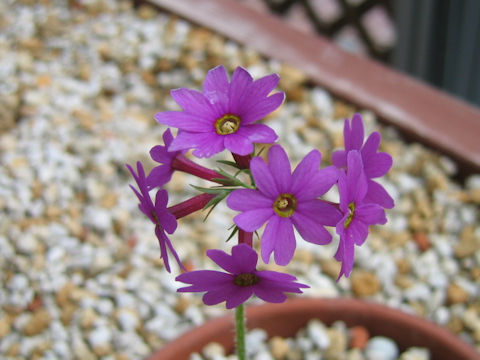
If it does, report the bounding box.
[176,270,232,292]
[237,124,278,144]
[331,149,347,168]
[154,111,211,132]
[206,249,238,273]
[227,189,272,211]
[201,284,234,306]
[146,165,171,188]
[356,203,387,225]
[349,221,369,246]
[334,231,355,279]
[169,131,225,158]
[272,218,296,266]
[267,145,291,193]
[224,132,254,156]
[247,73,280,100]
[231,244,258,273]
[291,210,332,245]
[240,92,285,124]
[234,208,273,232]
[256,270,298,282]
[203,65,229,94]
[250,157,279,198]
[253,285,288,303]
[346,151,367,202]
[296,165,338,200]
[361,132,380,157]
[171,88,216,116]
[225,287,253,309]
[365,179,395,209]
[348,114,364,151]
[297,200,342,226]
[229,67,253,113]
[150,145,169,163]
[364,152,393,178]
[291,149,321,195]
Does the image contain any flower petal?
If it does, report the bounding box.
[224,132,254,156]
[262,217,296,266]
[346,114,364,151]
[364,153,393,178]
[291,149,321,196]
[237,123,278,144]
[356,203,387,225]
[171,88,217,117]
[250,156,278,198]
[334,228,355,279]
[346,150,368,202]
[154,111,212,132]
[227,189,272,211]
[233,208,274,232]
[331,149,347,169]
[349,220,369,246]
[176,270,233,292]
[169,131,225,158]
[296,165,339,200]
[291,210,332,245]
[229,67,253,114]
[247,73,280,100]
[240,92,285,125]
[365,179,395,209]
[146,165,172,188]
[267,145,291,193]
[231,243,258,273]
[203,65,229,94]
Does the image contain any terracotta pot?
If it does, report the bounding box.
[147,298,479,360]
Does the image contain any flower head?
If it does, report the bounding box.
[227,145,341,266]
[176,244,308,309]
[155,65,284,158]
[332,114,394,209]
[334,151,387,279]
[126,161,183,272]
[146,129,184,189]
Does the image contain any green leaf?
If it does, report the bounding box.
[216,160,241,169]
[201,191,231,221]
[226,225,239,242]
[190,184,230,195]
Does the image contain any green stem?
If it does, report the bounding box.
[235,304,246,360]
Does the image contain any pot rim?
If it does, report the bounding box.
[148,297,480,360]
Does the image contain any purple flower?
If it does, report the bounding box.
[227,145,341,266]
[332,114,394,209]
[126,161,183,273]
[334,151,387,279]
[155,65,284,158]
[176,244,309,309]
[146,129,184,189]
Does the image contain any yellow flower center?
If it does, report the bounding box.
[344,202,355,228]
[273,193,297,218]
[234,273,259,287]
[214,114,241,135]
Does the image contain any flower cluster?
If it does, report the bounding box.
[127,65,394,309]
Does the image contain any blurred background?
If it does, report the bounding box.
[237,0,480,108]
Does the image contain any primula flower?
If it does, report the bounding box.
[146,129,184,189]
[227,145,341,266]
[126,161,183,273]
[335,151,387,279]
[332,114,394,209]
[176,244,309,309]
[155,65,284,158]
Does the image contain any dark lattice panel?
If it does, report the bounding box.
[237,0,396,62]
